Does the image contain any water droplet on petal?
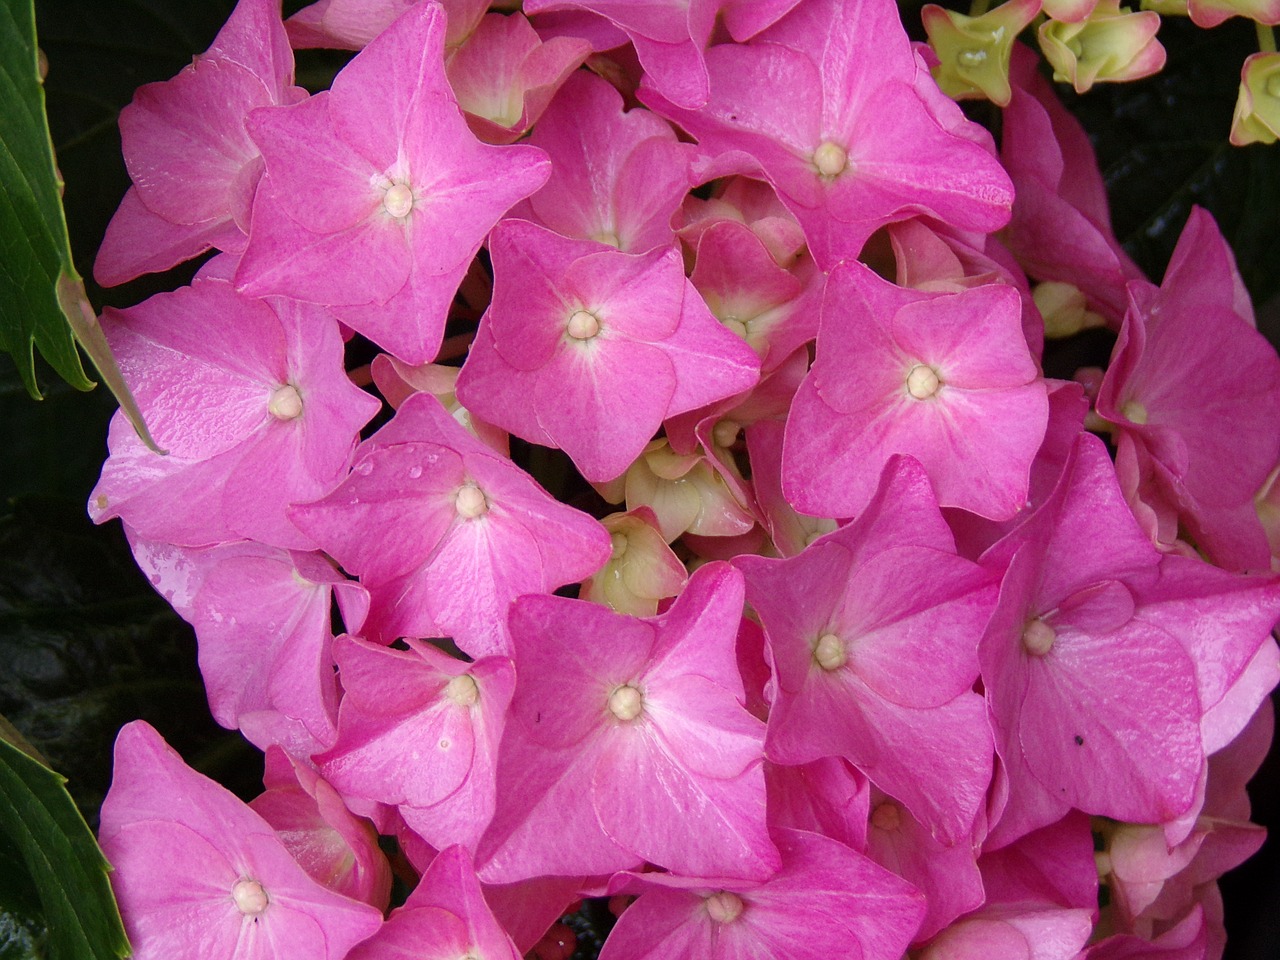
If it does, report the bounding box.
[354,461,373,476]
[408,464,423,479]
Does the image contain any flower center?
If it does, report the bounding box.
[268,384,303,420]
[722,315,749,338]
[712,420,740,449]
[1022,618,1056,656]
[813,140,848,177]
[383,183,415,218]
[705,891,745,924]
[906,364,941,400]
[957,48,988,68]
[1121,400,1148,425]
[608,684,644,721]
[610,531,629,560]
[445,674,479,707]
[455,484,488,518]
[871,801,902,832]
[231,878,269,916]
[567,310,601,340]
[813,632,847,671]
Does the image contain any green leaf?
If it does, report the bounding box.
[1,0,162,452]
[0,723,129,960]
[0,0,92,396]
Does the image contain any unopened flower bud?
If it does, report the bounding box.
[1231,52,1280,147]
[1034,282,1108,338]
[1039,0,1166,93]
[922,0,1042,105]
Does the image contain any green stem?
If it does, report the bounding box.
[970,0,992,15]
[1259,23,1276,54]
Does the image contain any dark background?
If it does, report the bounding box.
[6,2,1279,957]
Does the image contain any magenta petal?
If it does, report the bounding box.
[592,725,777,880]
[100,722,383,960]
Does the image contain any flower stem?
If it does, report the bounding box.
[1258,23,1276,54]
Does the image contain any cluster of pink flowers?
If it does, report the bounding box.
[90,0,1280,958]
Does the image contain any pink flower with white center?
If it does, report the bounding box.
[88,278,380,550]
[509,71,692,253]
[454,219,760,483]
[446,13,591,144]
[316,635,515,852]
[599,829,926,960]
[783,260,1048,522]
[289,392,612,657]
[95,0,305,286]
[99,721,383,960]
[978,434,1241,845]
[736,457,999,844]
[1097,207,1280,573]
[642,0,1014,268]
[476,563,778,884]
[127,535,368,753]
[235,3,551,364]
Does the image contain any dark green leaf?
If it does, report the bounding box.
[0,0,90,396]
[0,728,129,960]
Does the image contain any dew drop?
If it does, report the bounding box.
[354,461,373,476]
[408,464,423,479]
